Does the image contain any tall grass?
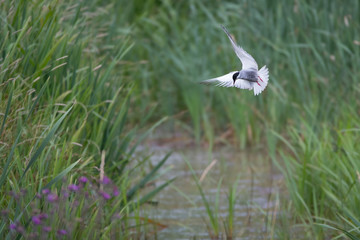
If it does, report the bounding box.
[128,0,359,147]
[273,105,360,238]
[0,0,172,238]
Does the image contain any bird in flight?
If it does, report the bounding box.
[201,25,269,95]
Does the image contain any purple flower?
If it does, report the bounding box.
[9,191,19,199]
[9,223,16,230]
[62,190,69,198]
[68,184,79,192]
[32,215,41,225]
[101,176,111,185]
[39,213,48,220]
[20,189,27,196]
[43,226,51,232]
[57,229,67,236]
[42,189,50,195]
[79,176,88,183]
[100,191,111,200]
[47,193,58,202]
[1,210,9,216]
[113,187,120,197]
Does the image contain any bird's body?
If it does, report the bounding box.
[238,70,258,82]
[200,25,269,96]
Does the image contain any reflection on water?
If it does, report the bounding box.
[139,144,284,239]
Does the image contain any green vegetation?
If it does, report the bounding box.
[1,0,359,239]
[0,0,172,238]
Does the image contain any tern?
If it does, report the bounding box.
[201,25,269,95]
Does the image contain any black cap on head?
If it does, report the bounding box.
[232,72,239,82]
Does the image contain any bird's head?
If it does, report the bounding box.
[232,71,239,84]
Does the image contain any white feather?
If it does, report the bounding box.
[221,25,258,71]
[200,72,236,88]
[253,65,269,95]
[234,79,253,90]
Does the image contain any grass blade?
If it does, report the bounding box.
[42,159,80,190]
[129,178,175,213]
[0,131,21,188]
[25,79,48,121]
[126,152,171,201]
[0,83,13,137]
[21,106,73,181]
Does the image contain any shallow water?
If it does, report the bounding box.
[139,142,284,239]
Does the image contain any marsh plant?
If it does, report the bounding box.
[0,0,172,238]
[3,175,148,239]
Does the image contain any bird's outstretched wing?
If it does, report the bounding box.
[221,25,258,71]
[200,72,234,88]
[200,72,253,90]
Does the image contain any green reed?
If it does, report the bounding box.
[0,0,172,238]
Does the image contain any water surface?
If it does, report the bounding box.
[140,142,284,239]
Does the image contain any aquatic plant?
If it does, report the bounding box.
[0,0,172,238]
[3,176,146,239]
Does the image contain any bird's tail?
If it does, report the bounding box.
[253,65,269,95]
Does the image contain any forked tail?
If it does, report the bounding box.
[253,65,269,95]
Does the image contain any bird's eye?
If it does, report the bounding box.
[232,72,239,81]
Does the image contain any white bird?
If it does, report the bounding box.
[201,25,269,96]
